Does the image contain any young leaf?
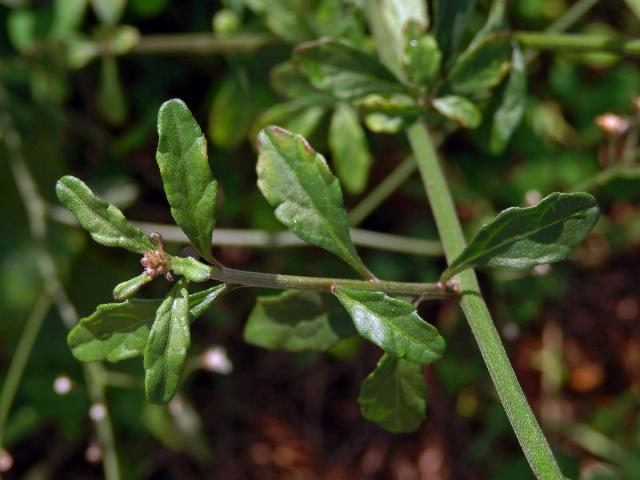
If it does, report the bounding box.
[432,95,482,129]
[244,290,355,352]
[56,175,154,253]
[444,33,511,96]
[208,68,253,148]
[442,192,600,281]
[333,288,445,364]
[156,99,218,262]
[170,256,211,282]
[476,43,527,154]
[257,126,372,278]
[403,22,441,86]
[254,102,326,139]
[144,280,190,404]
[68,284,230,363]
[90,0,126,26]
[329,103,372,195]
[433,0,476,61]
[294,38,405,101]
[359,353,427,433]
[113,273,153,301]
[97,56,127,125]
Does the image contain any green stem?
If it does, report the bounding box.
[571,165,640,192]
[406,121,563,479]
[348,156,418,226]
[514,31,640,56]
[545,0,600,33]
[49,206,443,257]
[124,33,275,56]
[210,265,448,299]
[0,295,51,446]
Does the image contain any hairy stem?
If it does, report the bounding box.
[209,265,448,299]
[406,121,563,479]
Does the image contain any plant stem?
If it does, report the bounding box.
[0,295,51,446]
[3,106,121,480]
[571,165,640,192]
[406,121,563,479]
[348,156,418,226]
[124,33,275,56]
[209,265,448,299]
[514,31,640,56]
[49,206,443,257]
[546,0,600,33]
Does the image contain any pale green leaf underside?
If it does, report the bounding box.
[256,126,371,278]
[244,290,355,352]
[56,175,154,253]
[334,287,444,364]
[144,280,190,404]
[156,99,217,261]
[443,192,600,280]
[432,95,481,129]
[68,284,229,363]
[359,353,427,433]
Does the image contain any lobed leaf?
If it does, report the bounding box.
[257,126,372,278]
[113,273,153,301]
[329,103,372,195]
[144,280,191,404]
[293,38,405,101]
[442,192,600,281]
[333,287,444,364]
[55,175,154,254]
[432,95,481,129]
[444,33,511,96]
[156,99,218,262]
[359,353,427,433]
[244,290,355,352]
[68,284,230,363]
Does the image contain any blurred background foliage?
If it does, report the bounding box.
[1,0,640,478]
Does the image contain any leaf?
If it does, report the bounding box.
[432,95,482,129]
[333,288,445,364]
[144,281,191,404]
[208,68,253,148]
[97,56,128,125]
[329,103,372,195]
[246,0,316,43]
[403,21,441,86]
[156,99,218,262]
[254,102,326,139]
[51,0,87,40]
[294,38,405,101]
[442,192,600,281]
[170,256,211,282]
[433,0,476,61]
[7,9,36,52]
[468,0,506,50]
[68,284,229,363]
[244,290,355,351]
[359,353,427,433]
[445,33,511,96]
[365,0,428,78]
[113,273,153,301]
[56,175,154,253]
[90,0,126,26]
[270,62,334,105]
[257,126,372,278]
[476,43,527,154]
[624,0,640,20]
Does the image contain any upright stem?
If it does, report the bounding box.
[406,122,563,479]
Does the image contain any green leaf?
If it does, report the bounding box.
[442,192,600,281]
[113,273,153,301]
[97,56,128,125]
[359,353,427,433]
[90,0,126,26]
[432,95,482,129]
[68,284,230,363]
[365,0,428,78]
[246,0,315,43]
[433,0,476,61]
[7,9,36,52]
[294,38,405,101]
[208,68,253,148]
[170,256,211,282]
[445,33,511,96]
[333,287,444,364]
[329,103,372,195]
[244,290,355,351]
[144,281,190,404]
[624,0,640,20]
[257,126,372,278]
[403,21,441,86]
[468,0,506,50]
[270,62,334,105]
[476,43,527,154]
[156,99,218,262]
[254,102,326,139]
[55,175,154,253]
[51,0,87,40]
